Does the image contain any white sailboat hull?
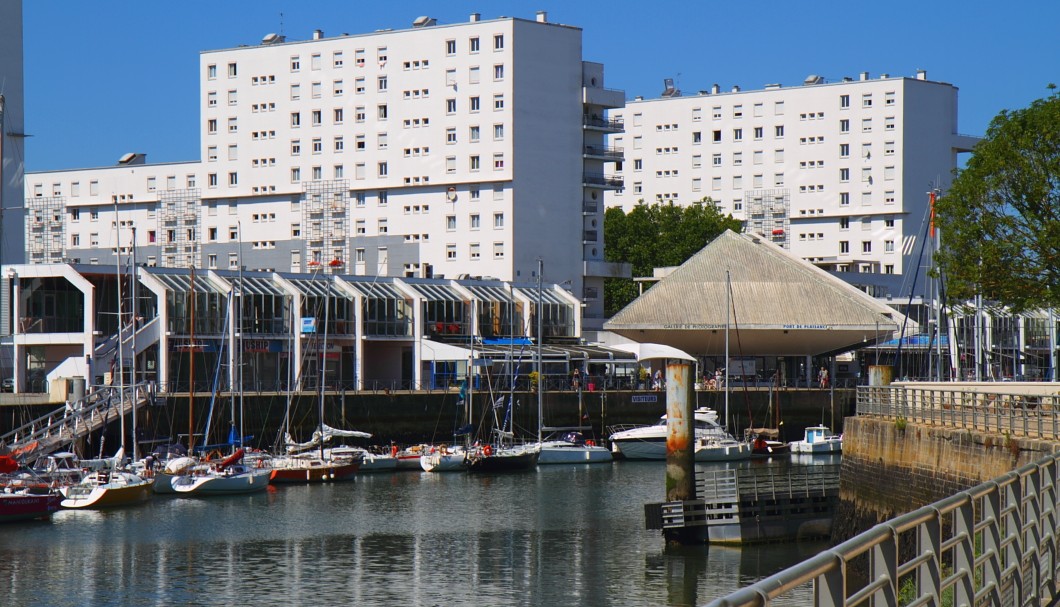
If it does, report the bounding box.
[538,443,613,464]
[420,452,467,472]
[695,440,752,462]
[172,467,270,495]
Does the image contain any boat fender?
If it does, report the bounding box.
[390,445,398,458]
[256,459,267,469]
[483,444,493,457]
[586,440,595,447]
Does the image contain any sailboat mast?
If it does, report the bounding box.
[114,197,127,459]
[724,270,731,432]
[536,259,543,445]
[319,273,330,460]
[237,222,245,449]
[189,266,196,453]
[130,227,139,461]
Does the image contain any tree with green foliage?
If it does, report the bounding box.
[936,88,1060,311]
[603,199,742,315]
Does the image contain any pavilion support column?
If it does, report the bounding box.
[805,355,812,388]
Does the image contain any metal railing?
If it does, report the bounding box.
[706,454,1060,606]
[582,173,624,188]
[858,384,1060,440]
[583,144,625,160]
[582,115,624,130]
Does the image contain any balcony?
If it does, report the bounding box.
[582,230,598,244]
[582,86,626,109]
[583,145,624,162]
[582,114,624,133]
[582,173,624,190]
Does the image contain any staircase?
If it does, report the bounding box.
[93,317,160,373]
[0,385,153,460]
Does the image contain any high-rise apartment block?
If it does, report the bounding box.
[23,12,626,323]
[607,72,978,297]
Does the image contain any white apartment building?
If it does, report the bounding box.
[24,12,626,324]
[1,0,26,338]
[607,71,978,298]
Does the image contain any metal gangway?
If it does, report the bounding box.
[0,385,153,459]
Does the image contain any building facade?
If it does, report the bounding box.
[1,0,26,339]
[607,71,978,298]
[23,12,627,328]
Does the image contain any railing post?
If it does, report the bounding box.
[918,513,942,607]
[815,553,844,607]
[1005,474,1025,603]
[952,495,976,606]
[1026,465,1043,603]
[1043,458,1060,601]
[870,528,898,607]
[982,481,1003,605]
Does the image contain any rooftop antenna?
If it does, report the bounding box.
[279,12,285,37]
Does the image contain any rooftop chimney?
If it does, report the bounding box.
[731,85,740,92]
[916,69,927,80]
[313,29,323,40]
[536,10,548,22]
[711,84,720,94]
[470,13,481,22]
[859,71,869,81]
[117,153,146,166]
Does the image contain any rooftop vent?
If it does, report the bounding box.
[803,74,824,85]
[860,71,870,81]
[661,78,681,97]
[261,33,285,45]
[731,85,740,92]
[711,84,720,94]
[765,83,782,89]
[313,29,323,40]
[916,69,927,80]
[536,10,548,22]
[412,16,437,27]
[117,153,146,166]
[470,13,481,22]
[880,73,889,79]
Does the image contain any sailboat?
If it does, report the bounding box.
[62,237,153,508]
[694,270,751,462]
[533,261,611,465]
[746,373,791,458]
[271,272,362,483]
[169,267,270,495]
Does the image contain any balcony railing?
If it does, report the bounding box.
[582,173,624,189]
[582,115,624,131]
[583,145,624,161]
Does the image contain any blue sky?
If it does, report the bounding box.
[22,0,1060,171]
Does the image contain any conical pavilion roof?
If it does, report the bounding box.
[604,230,900,356]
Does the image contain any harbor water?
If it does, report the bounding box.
[0,460,825,606]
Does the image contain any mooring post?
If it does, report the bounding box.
[664,359,696,542]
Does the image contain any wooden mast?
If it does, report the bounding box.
[188,266,196,453]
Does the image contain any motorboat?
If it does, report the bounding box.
[608,407,732,460]
[538,432,613,465]
[60,469,152,509]
[789,425,843,454]
[694,435,752,461]
[0,455,62,522]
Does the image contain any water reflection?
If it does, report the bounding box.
[1,461,822,606]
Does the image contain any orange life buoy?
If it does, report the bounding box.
[483,444,493,457]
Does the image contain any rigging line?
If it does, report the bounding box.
[727,277,754,433]
[892,203,934,376]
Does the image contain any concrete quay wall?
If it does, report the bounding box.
[834,415,1060,542]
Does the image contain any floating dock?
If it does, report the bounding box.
[645,464,839,544]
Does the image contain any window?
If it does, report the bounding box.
[446,156,456,173]
[840,217,850,230]
[753,126,763,140]
[885,92,896,106]
[333,51,343,68]
[712,153,722,167]
[207,119,218,134]
[446,215,457,231]
[840,143,850,158]
[493,94,504,110]
[885,116,895,131]
[774,172,784,186]
[355,77,365,94]
[493,153,504,170]
[228,172,238,186]
[733,105,743,119]
[207,146,218,162]
[862,118,872,133]
[493,212,504,228]
[752,150,764,165]
[692,178,702,192]
[494,64,504,80]
[470,37,480,53]
[333,108,344,124]
[493,242,504,259]
[446,244,457,260]
[207,91,217,107]
[377,218,388,234]
[884,141,895,156]
[774,148,784,163]
[291,167,301,183]
[774,101,785,115]
[840,119,849,133]
[207,64,217,79]
[377,132,388,150]
[693,131,702,144]
[208,173,218,188]
[228,117,237,133]
[840,168,850,182]
[469,125,480,142]
[885,240,895,253]
[840,192,850,206]
[470,155,480,171]
[310,53,321,70]
[446,127,457,144]
[334,136,344,152]
[885,191,896,205]
[732,128,742,141]
[71,234,80,247]
[290,112,301,128]
[378,75,388,92]
[227,62,237,78]
[228,89,237,105]
[753,174,763,188]
[862,241,872,253]
[377,162,388,177]
[839,241,849,254]
[378,104,388,120]
[862,94,872,108]
[840,95,850,108]
[446,98,457,114]
[493,123,504,140]
[732,152,743,166]
[884,166,895,181]
[494,34,504,50]
[445,39,456,55]
[774,125,784,137]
